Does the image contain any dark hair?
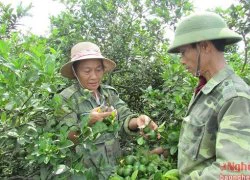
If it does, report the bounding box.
[210,39,226,52]
[73,59,105,71]
[190,39,226,52]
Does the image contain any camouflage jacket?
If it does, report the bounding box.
[59,83,137,136]
[58,83,137,179]
[178,65,250,180]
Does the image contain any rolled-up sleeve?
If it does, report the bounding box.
[109,91,138,135]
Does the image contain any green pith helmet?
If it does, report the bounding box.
[168,12,242,53]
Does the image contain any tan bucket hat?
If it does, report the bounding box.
[60,42,116,79]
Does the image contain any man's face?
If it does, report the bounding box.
[75,59,104,91]
[178,44,199,76]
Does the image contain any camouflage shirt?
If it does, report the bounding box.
[58,83,137,179]
[59,83,137,136]
[178,65,250,179]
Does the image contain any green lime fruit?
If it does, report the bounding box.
[138,164,147,173]
[168,131,179,142]
[133,161,140,166]
[140,157,148,165]
[123,166,133,177]
[147,164,157,174]
[126,165,133,169]
[133,165,139,171]
[133,161,140,171]
[133,164,140,171]
[117,167,124,177]
[125,155,136,165]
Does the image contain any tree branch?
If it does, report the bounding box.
[241,34,248,72]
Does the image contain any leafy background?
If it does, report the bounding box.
[0,0,249,179]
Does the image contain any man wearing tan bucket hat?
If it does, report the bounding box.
[59,42,158,179]
[168,12,250,179]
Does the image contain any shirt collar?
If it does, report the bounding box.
[77,83,109,98]
[201,65,234,95]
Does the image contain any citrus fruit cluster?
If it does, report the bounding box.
[111,151,175,180]
[116,155,156,179]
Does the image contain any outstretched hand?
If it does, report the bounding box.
[136,115,158,130]
[136,115,161,140]
[128,115,158,131]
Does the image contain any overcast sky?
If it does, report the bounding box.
[3,0,238,36]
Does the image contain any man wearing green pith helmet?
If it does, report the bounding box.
[168,12,250,179]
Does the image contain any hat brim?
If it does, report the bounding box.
[60,56,116,79]
[167,28,242,53]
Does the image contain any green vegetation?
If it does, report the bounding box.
[110,151,174,179]
[0,0,249,179]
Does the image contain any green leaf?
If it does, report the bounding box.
[58,140,74,150]
[157,122,166,133]
[17,137,26,145]
[75,144,88,156]
[7,129,19,137]
[170,146,177,155]
[53,164,69,175]
[153,171,162,180]
[43,156,50,164]
[131,169,138,180]
[163,169,179,177]
[109,175,123,180]
[27,125,37,133]
[75,162,85,173]
[173,76,178,81]
[137,136,145,145]
[92,121,108,135]
[0,40,9,58]
[5,101,15,110]
[162,175,179,180]
[40,166,50,180]
[1,111,7,122]
[45,55,56,76]
[41,83,52,93]
[80,114,90,129]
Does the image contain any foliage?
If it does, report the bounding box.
[0,32,65,178]
[110,151,176,179]
[0,1,31,39]
[1,0,250,179]
[216,0,250,74]
[49,0,193,112]
[141,46,196,122]
[0,32,121,179]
